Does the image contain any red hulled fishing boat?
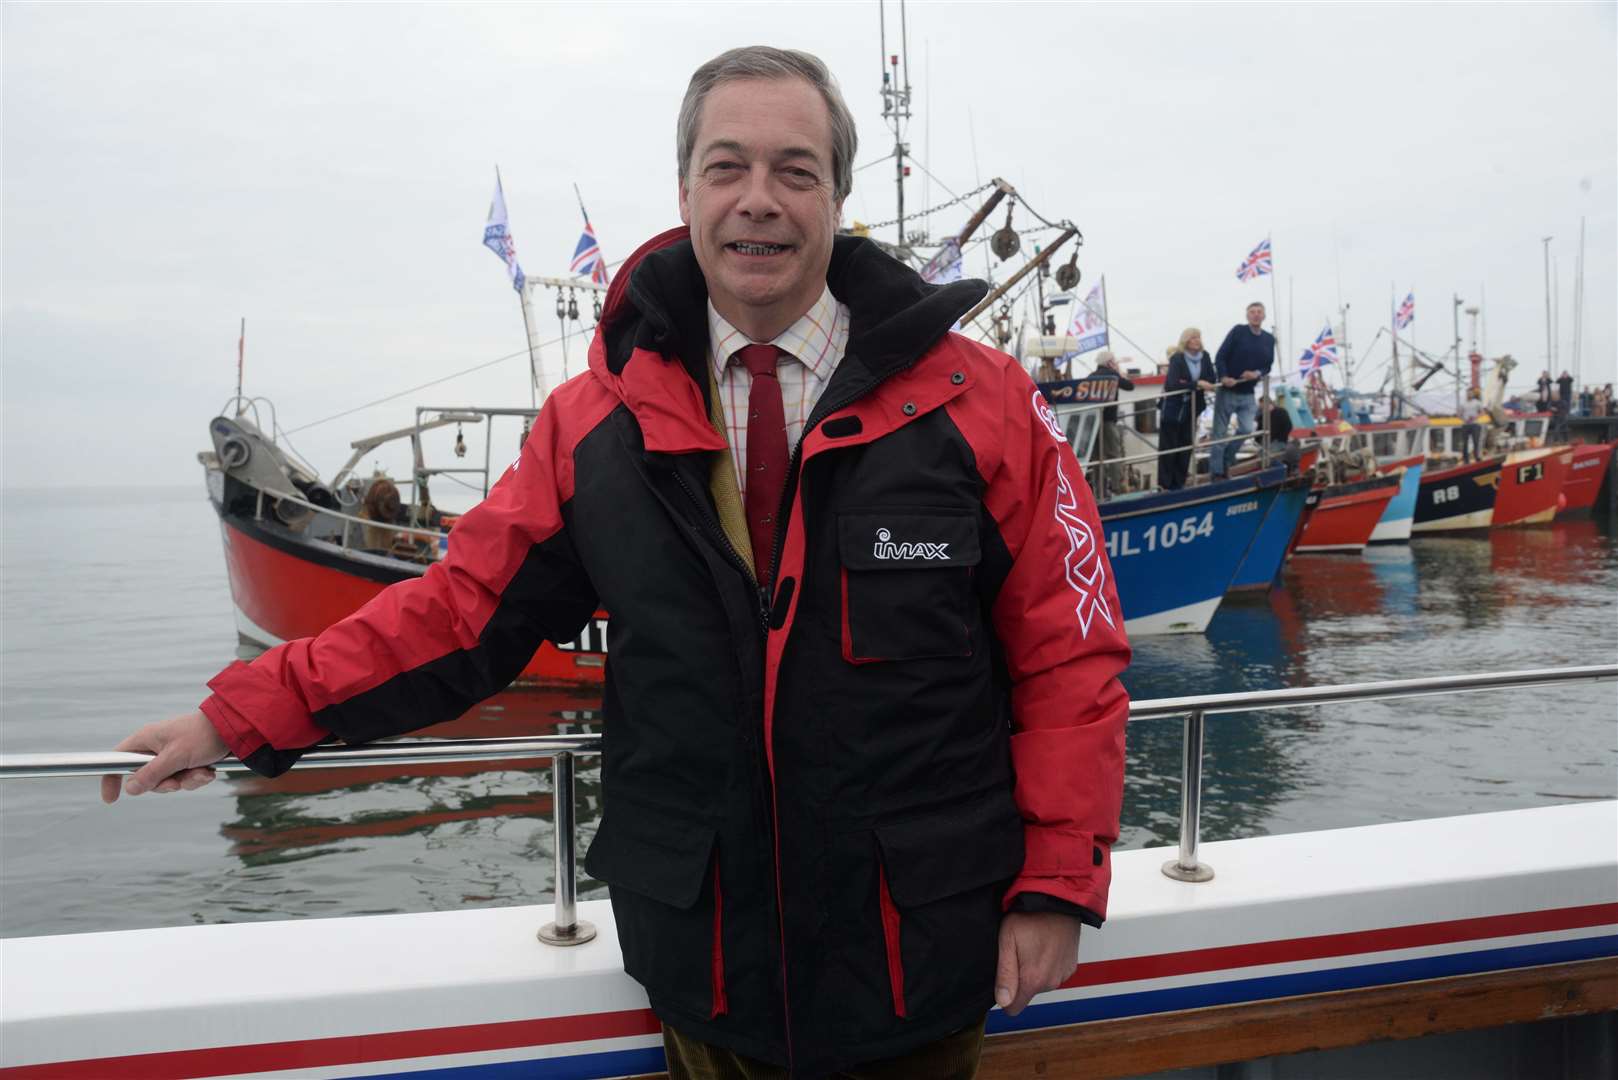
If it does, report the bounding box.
[1491,446,1570,528]
[202,405,608,688]
[1560,441,1617,513]
[1294,472,1402,553]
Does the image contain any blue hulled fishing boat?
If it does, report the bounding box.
[1097,467,1285,634]
[1228,476,1315,592]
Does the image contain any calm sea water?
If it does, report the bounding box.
[2,485,1614,938]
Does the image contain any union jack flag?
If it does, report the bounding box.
[1298,323,1339,376]
[1236,238,1272,282]
[1395,292,1415,330]
[570,221,607,285]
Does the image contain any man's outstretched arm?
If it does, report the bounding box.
[102,377,613,798]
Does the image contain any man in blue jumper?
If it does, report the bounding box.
[1210,301,1276,478]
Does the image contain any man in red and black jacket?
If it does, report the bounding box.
[104,46,1130,1079]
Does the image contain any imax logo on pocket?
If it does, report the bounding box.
[872,528,951,561]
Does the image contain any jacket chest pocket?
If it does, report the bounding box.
[837,509,981,663]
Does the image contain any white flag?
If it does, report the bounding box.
[920,239,963,284]
[483,173,525,293]
[1067,279,1109,355]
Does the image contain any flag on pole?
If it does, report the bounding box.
[1236,238,1273,282]
[483,173,525,293]
[571,221,607,284]
[1297,323,1339,376]
[1067,278,1109,356]
[1395,292,1415,330]
[920,238,963,284]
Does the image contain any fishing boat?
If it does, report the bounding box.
[1227,475,1314,592]
[1413,456,1503,533]
[1491,445,1571,528]
[1097,468,1284,633]
[1561,440,1618,513]
[1351,419,1427,543]
[1293,472,1402,554]
[4,667,1614,1079]
[203,401,610,688]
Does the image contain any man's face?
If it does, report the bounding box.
[1247,305,1265,329]
[679,77,843,337]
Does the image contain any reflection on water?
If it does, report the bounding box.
[2,487,1614,936]
[1117,516,1616,848]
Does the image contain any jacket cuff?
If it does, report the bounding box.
[1004,826,1112,920]
[198,693,265,760]
[205,659,328,753]
[1007,890,1103,928]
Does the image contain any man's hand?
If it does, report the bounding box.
[994,911,1082,1016]
[1220,376,1236,388]
[100,711,229,804]
[1242,369,1260,381]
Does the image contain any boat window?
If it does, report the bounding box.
[1428,428,1445,454]
[1063,409,1100,463]
[1132,398,1158,436]
[1373,432,1398,458]
[1526,419,1544,437]
[1350,434,1368,451]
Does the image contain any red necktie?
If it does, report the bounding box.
[738,343,788,578]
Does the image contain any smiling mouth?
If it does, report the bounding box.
[728,241,791,256]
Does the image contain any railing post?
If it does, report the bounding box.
[1162,709,1215,882]
[538,751,597,946]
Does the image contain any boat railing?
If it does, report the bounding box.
[4,664,1612,946]
[411,404,541,500]
[1055,379,1279,497]
[252,485,449,553]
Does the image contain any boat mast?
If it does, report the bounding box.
[878,0,913,248]
[1451,293,1463,414]
[1389,286,1402,419]
[1573,216,1585,389]
[1541,236,1553,375]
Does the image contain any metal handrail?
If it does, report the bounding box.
[255,486,448,543]
[4,666,1613,939]
[1061,376,1280,497]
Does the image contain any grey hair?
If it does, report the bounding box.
[1177,327,1203,352]
[677,46,858,202]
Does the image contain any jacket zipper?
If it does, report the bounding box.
[675,366,928,1062]
[762,381,869,593]
[668,462,786,1058]
[669,466,771,630]
[751,375,917,1063]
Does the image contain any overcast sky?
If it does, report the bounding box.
[3,2,1614,495]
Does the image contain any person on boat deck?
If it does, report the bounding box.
[1551,370,1575,441]
[1459,388,1484,464]
[1536,370,1553,411]
[1210,302,1275,479]
[99,45,1130,1080]
[1157,328,1216,491]
[1095,350,1136,495]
